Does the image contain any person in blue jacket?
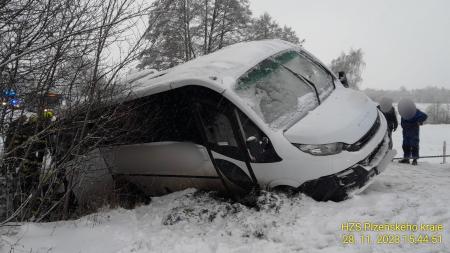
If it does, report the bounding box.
[397,99,428,165]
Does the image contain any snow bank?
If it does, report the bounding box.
[2,161,450,253]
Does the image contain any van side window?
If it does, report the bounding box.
[141,94,202,144]
[205,114,237,147]
[238,111,282,163]
[94,88,203,146]
[199,105,244,161]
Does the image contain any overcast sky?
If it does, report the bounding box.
[249,0,450,90]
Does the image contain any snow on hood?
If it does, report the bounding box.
[284,88,378,145]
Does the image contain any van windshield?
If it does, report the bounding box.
[235,51,334,129]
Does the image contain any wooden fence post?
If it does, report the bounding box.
[443,141,447,164]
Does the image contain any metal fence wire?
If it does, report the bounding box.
[393,141,448,164]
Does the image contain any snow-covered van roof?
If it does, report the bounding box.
[125,39,299,100]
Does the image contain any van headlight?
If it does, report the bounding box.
[294,143,344,156]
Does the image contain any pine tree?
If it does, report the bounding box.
[138,2,301,70]
[246,13,301,44]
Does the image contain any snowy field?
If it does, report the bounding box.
[2,162,450,253]
[392,124,450,163]
[1,125,450,253]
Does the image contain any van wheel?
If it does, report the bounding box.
[271,185,298,196]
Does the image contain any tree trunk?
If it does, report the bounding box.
[207,0,219,53]
[218,0,230,49]
[203,0,208,54]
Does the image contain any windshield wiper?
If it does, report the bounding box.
[279,64,321,105]
[298,51,337,89]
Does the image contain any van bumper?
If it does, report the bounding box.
[298,134,396,201]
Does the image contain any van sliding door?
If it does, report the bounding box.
[100,87,228,196]
[196,103,258,192]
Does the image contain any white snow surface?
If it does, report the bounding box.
[2,125,450,253]
[2,162,450,253]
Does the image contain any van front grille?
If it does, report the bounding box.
[345,114,381,152]
[358,136,385,166]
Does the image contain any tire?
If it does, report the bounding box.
[271,185,298,196]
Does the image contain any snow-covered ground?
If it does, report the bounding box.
[392,124,450,163]
[1,125,450,253]
[2,162,450,253]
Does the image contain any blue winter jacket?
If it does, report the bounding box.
[401,109,427,146]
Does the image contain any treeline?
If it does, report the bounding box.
[364,87,450,124]
[137,0,302,70]
[364,86,450,103]
[425,103,450,124]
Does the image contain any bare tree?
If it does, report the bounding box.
[426,103,450,124]
[330,48,365,89]
[0,0,169,222]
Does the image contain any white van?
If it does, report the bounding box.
[64,39,396,203]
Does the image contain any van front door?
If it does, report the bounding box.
[196,103,258,192]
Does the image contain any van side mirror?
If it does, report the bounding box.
[338,71,349,88]
[246,136,264,161]
[246,136,269,148]
[246,136,257,142]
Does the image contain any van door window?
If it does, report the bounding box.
[199,105,244,161]
[238,111,282,163]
